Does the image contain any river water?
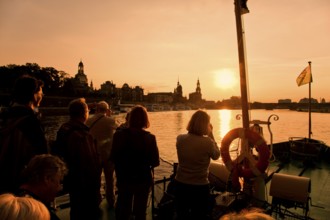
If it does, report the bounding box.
[44,109,330,219]
[43,109,330,166]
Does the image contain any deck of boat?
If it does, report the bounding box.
[54,151,330,220]
[265,159,330,219]
[55,193,155,220]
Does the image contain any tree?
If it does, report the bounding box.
[0,63,71,96]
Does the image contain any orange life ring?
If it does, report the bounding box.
[221,128,270,180]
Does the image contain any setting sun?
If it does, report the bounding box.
[214,69,238,89]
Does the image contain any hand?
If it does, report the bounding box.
[208,123,214,139]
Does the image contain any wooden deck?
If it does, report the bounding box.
[54,150,330,220]
[264,160,330,220]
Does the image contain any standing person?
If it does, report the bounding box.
[18,154,68,220]
[53,98,101,220]
[174,109,220,220]
[0,75,48,194]
[110,105,160,220]
[86,101,118,207]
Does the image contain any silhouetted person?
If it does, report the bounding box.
[54,98,101,220]
[0,75,48,194]
[110,105,160,220]
[18,154,68,220]
[86,101,118,207]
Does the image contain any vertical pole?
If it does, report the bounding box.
[234,0,248,195]
[308,61,312,139]
[234,0,250,129]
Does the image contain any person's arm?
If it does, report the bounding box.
[210,140,221,160]
[207,123,215,141]
[149,135,160,168]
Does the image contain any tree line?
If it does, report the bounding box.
[0,63,71,96]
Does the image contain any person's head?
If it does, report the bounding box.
[128,105,149,129]
[13,75,44,108]
[220,208,274,220]
[96,101,111,116]
[0,193,50,220]
[21,154,68,203]
[186,109,211,136]
[68,98,89,123]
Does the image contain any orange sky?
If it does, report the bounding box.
[0,0,329,103]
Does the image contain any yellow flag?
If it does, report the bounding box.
[296,66,312,87]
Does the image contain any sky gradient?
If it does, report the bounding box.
[1,0,329,103]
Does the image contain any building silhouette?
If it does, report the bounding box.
[71,60,91,95]
[70,61,204,105]
[189,78,202,104]
[173,79,186,103]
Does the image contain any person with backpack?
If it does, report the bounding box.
[86,101,119,208]
[0,75,48,194]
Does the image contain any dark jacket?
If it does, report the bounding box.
[110,128,160,185]
[54,120,101,201]
[0,105,48,193]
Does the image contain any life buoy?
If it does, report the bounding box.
[221,128,270,181]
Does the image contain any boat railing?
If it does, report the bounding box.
[151,161,177,219]
[289,137,325,160]
[236,113,279,162]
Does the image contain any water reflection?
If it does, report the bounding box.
[43,115,69,141]
[218,110,232,139]
[175,112,184,133]
[42,110,330,164]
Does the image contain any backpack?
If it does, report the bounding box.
[0,115,31,193]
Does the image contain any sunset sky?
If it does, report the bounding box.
[0,0,329,103]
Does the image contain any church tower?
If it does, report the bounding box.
[75,60,88,86]
[188,78,202,105]
[176,79,183,97]
[72,60,89,95]
[173,78,184,103]
[196,78,201,94]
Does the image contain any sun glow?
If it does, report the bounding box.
[214,69,238,89]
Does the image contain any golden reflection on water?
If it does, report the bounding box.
[218,109,232,140]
